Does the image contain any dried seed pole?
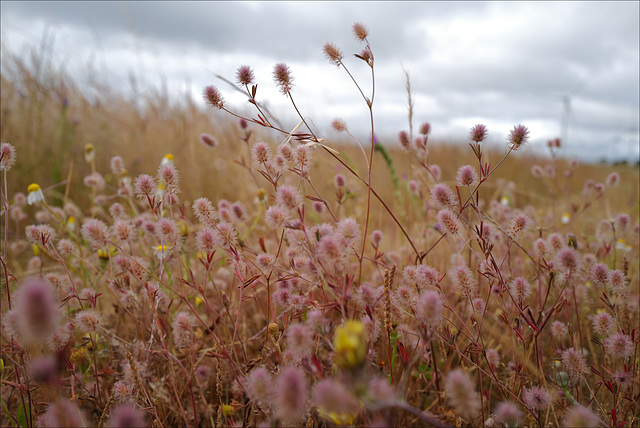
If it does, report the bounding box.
[383,266,396,383]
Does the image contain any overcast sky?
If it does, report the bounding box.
[2,1,639,162]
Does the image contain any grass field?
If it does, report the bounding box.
[1,23,638,428]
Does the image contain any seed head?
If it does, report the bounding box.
[415,290,443,328]
[82,218,110,250]
[172,311,196,350]
[14,278,60,345]
[419,122,431,135]
[605,172,620,187]
[331,118,348,132]
[200,133,218,149]
[314,379,361,424]
[203,85,224,109]
[247,367,273,404]
[398,130,410,150]
[25,224,56,246]
[561,347,589,383]
[592,312,615,337]
[494,402,523,426]
[604,333,634,360]
[133,174,157,199]
[522,386,552,411]
[509,277,531,300]
[75,309,103,333]
[41,399,86,428]
[106,403,147,428]
[445,369,481,419]
[438,209,461,236]
[274,367,309,421]
[1,143,17,171]
[562,405,601,428]
[469,124,488,143]
[507,125,530,150]
[323,42,343,66]
[273,63,294,95]
[456,165,478,186]
[550,320,569,341]
[236,65,255,86]
[352,22,369,41]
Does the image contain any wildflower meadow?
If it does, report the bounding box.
[1,22,638,427]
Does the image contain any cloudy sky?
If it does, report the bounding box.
[2,1,639,162]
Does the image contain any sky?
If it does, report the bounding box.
[1,1,639,163]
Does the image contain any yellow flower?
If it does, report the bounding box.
[67,216,76,232]
[195,296,203,307]
[161,153,174,166]
[154,245,172,260]
[317,407,358,426]
[84,143,95,163]
[616,239,632,253]
[27,183,44,205]
[32,244,40,256]
[221,404,234,416]
[97,246,118,260]
[499,194,511,206]
[561,213,571,224]
[333,320,367,369]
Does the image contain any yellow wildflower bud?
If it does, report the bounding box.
[333,320,367,369]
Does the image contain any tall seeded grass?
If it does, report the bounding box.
[1,23,638,428]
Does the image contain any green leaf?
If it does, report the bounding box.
[17,401,29,428]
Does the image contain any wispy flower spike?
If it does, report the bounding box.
[353,22,369,41]
[203,85,224,109]
[273,63,294,95]
[323,42,343,66]
[236,65,255,86]
[508,124,529,150]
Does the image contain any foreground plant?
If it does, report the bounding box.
[1,22,638,428]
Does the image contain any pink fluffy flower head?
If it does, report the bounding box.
[172,311,196,350]
[415,290,443,328]
[0,142,17,171]
[494,402,523,426]
[592,312,615,337]
[236,65,255,86]
[445,369,481,419]
[470,124,488,143]
[203,85,224,109]
[507,125,530,150]
[352,22,369,41]
[246,367,273,404]
[200,133,218,149]
[14,278,60,344]
[106,403,147,428]
[522,385,552,411]
[431,183,457,209]
[133,174,157,199]
[276,185,302,213]
[604,333,634,360]
[25,224,56,246]
[323,42,344,66]
[82,218,110,250]
[274,366,309,421]
[273,63,294,95]
[456,165,478,186]
[438,209,461,236]
[561,347,589,383]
